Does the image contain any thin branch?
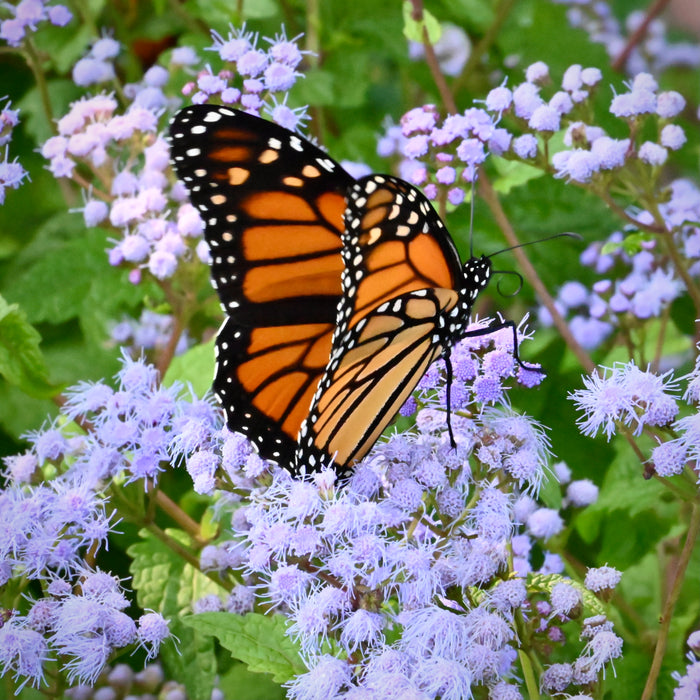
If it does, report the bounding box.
[611,0,672,73]
[641,502,700,700]
[156,313,185,378]
[154,489,206,545]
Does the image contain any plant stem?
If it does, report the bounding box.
[641,501,700,700]
[455,0,517,93]
[611,0,672,73]
[156,312,185,378]
[478,173,596,373]
[23,37,54,127]
[155,489,206,545]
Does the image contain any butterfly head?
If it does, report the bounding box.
[462,255,493,300]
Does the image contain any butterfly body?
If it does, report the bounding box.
[169,105,493,477]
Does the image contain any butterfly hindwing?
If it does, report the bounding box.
[297,287,459,475]
[215,318,335,466]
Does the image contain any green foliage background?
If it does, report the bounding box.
[1,0,699,698]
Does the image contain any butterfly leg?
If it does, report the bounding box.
[462,318,543,373]
[443,351,457,450]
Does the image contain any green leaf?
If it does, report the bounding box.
[0,295,57,398]
[295,68,336,106]
[8,224,141,327]
[528,572,606,618]
[163,336,216,397]
[219,662,286,700]
[537,466,562,510]
[402,1,441,44]
[491,157,545,194]
[439,0,495,31]
[184,612,306,684]
[128,529,227,700]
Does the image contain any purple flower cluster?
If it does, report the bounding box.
[414,317,544,415]
[550,72,686,183]
[483,66,686,186]
[540,173,700,351]
[72,35,119,87]
[540,614,623,695]
[0,0,71,47]
[0,97,28,204]
[644,352,700,479]
[0,355,224,689]
[185,25,309,130]
[0,570,170,688]
[673,631,700,699]
[111,309,191,357]
[58,353,221,487]
[41,91,207,282]
[571,362,679,440]
[554,0,700,75]
[201,414,614,698]
[61,661,225,700]
[378,103,505,204]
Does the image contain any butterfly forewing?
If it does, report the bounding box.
[169,105,354,466]
[295,175,472,474]
[169,105,354,325]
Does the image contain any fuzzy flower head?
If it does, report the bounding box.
[195,25,306,117]
[585,565,622,602]
[0,0,72,47]
[42,83,206,282]
[571,362,678,440]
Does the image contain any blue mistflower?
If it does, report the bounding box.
[651,439,687,477]
[267,34,304,67]
[638,141,668,166]
[209,28,252,62]
[268,564,311,607]
[529,104,560,132]
[389,478,425,513]
[286,655,352,700]
[565,479,599,507]
[485,85,512,113]
[490,681,525,700]
[0,622,48,691]
[512,82,543,119]
[584,565,622,593]
[512,134,537,159]
[418,657,473,700]
[656,90,685,118]
[338,609,385,652]
[527,508,563,540]
[136,612,171,660]
[489,579,527,614]
[661,124,686,150]
[550,582,582,617]
[541,663,574,693]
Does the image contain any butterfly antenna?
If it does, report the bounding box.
[468,169,476,258]
[444,352,457,450]
[488,231,582,259]
[492,268,524,297]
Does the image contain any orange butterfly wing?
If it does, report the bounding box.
[169,105,354,466]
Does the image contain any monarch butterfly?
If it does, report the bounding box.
[169,104,517,477]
